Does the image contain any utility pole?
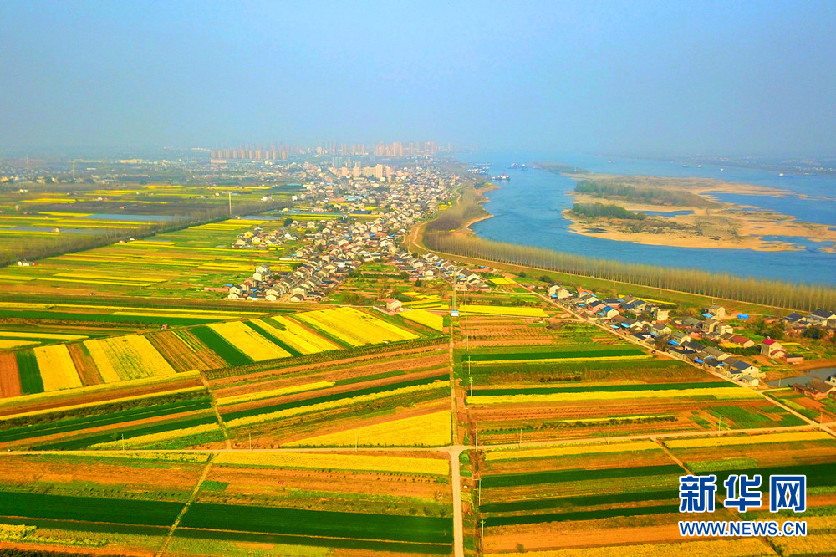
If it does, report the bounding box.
[121,434,125,451]
[228,191,232,216]
[478,477,482,505]
[249,432,252,451]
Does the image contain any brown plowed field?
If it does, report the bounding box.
[0,375,202,418]
[204,466,447,504]
[213,352,449,401]
[148,330,225,371]
[0,352,21,397]
[0,454,205,499]
[209,343,447,388]
[67,343,101,386]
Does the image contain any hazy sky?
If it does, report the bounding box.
[2,1,835,156]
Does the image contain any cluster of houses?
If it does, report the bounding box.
[390,251,493,290]
[218,166,461,302]
[550,286,767,385]
[782,308,836,332]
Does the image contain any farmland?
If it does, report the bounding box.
[467,431,836,555]
[1,166,835,557]
[453,313,805,446]
[0,451,454,555]
[210,341,453,448]
[0,216,299,300]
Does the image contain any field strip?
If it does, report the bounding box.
[199,372,231,450]
[651,436,693,476]
[450,446,464,557]
[555,297,836,440]
[155,453,215,557]
[5,423,823,456]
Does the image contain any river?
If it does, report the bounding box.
[461,151,836,285]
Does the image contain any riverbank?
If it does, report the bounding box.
[552,170,836,252]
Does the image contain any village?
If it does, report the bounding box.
[215,164,477,302]
[548,284,836,398]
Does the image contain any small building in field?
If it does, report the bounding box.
[794,379,834,400]
[384,298,402,313]
[761,339,784,357]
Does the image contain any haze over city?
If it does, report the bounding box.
[2,0,835,156]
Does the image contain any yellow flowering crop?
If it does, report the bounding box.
[282,410,452,447]
[666,431,832,449]
[33,344,82,392]
[216,380,335,406]
[84,335,176,382]
[296,307,418,346]
[91,422,219,449]
[208,321,290,361]
[486,440,660,461]
[215,452,449,476]
[257,316,340,354]
[468,386,758,405]
[459,304,547,317]
[401,309,444,331]
[0,340,39,349]
[225,381,450,429]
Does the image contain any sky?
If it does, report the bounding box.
[1,0,835,157]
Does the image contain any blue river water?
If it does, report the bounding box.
[461,151,836,285]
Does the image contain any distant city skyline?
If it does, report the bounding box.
[1,1,835,157]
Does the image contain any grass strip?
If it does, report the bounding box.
[191,325,252,366]
[180,502,453,544]
[16,350,43,395]
[475,381,731,396]
[32,414,217,450]
[484,503,680,526]
[480,489,677,514]
[243,320,302,357]
[482,464,682,489]
[0,396,212,442]
[0,492,182,526]
[223,374,448,421]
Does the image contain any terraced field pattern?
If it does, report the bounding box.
[0,268,834,556]
[455,316,805,445]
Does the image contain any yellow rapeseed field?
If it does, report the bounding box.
[216,380,335,407]
[459,304,547,317]
[0,340,39,349]
[258,316,340,354]
[0,331,88,341]
[91,422,219,449]
[32,345,82,392]
[84,335,175,382]
[282,410,452,447]
[666,431,832,449]
[468,386,758,405]
[225,381,450,429]
[486,440,660,461]
[401,309,444,331]
[296,307,417,346]
[214,452,449,475]
[208,321,290,361]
